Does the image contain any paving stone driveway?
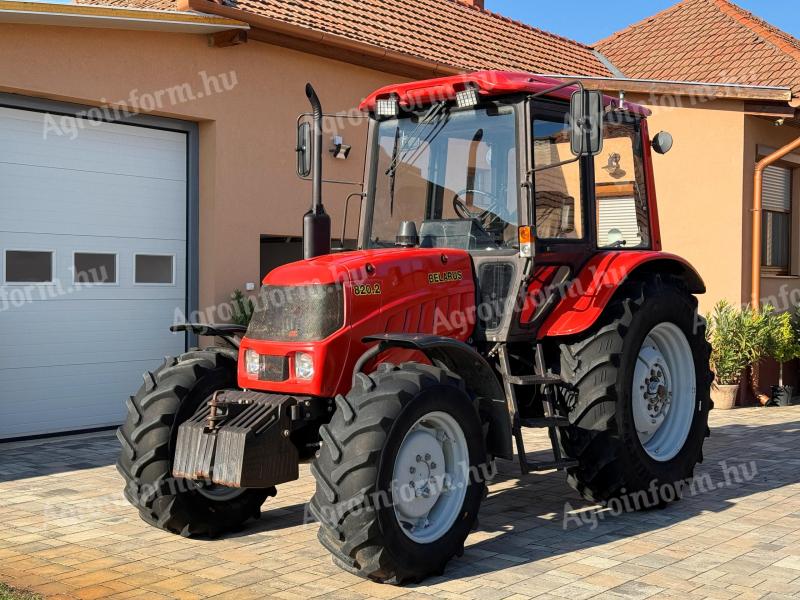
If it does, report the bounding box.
[0,406,799,600]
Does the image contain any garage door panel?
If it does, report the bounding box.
[0,299,186,369]
[0,164,186,239]
[0,106,190,439]
[0,360,155,437]
[0,107,186,181]
[1,240,186,301]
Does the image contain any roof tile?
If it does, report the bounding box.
[77,0,611,77]
[596,0,800,96]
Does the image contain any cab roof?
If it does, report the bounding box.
[360,70,651,117]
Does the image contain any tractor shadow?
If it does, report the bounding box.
[433,414,800,582]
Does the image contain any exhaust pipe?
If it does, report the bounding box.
[303,83,331,260]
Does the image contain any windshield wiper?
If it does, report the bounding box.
[385,101,447,178]
[384,100,449,217]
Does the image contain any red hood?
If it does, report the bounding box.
[263,248,438,286]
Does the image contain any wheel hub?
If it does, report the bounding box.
[632,323,696,462]
[394,431,446,520]
[391,412,469,544]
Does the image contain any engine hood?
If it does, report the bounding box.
[242,247,477,398]
[263,248,469,286]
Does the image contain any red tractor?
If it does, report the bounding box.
[118,71,712,584]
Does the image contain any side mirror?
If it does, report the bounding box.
[570,90,604,157]
[651,131,674,155]
[296,121,312,177]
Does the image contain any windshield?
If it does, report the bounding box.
[367,103,519,250]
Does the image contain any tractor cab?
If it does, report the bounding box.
[345,72,664,342]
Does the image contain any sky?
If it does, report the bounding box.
[484,0,800,45]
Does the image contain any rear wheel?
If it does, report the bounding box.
[310,363,487,584]
[117,348,273,537]
[557,278,713,506]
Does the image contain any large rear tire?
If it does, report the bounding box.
[117,348,273,537]
[557,278,713,506]
[309,363,487,584]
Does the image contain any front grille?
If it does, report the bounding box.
[246,283,344,342]
[259,355,289,382]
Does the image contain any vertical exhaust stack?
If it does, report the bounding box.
[303,83,331,260]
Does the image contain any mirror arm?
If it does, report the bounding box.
[530,79,585,100]
[528,155,580,175]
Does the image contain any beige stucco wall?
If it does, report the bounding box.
[743,115,800,310]
[625,93,748,314]
[0,22,405,317]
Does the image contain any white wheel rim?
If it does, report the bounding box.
[633,322,696,462]
[391,411,469,544]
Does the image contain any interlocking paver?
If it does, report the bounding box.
[1,406,799,599]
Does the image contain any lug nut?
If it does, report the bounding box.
[430,462,437,469]
[416,455,422,462]
[424,453,431,461]
[409,467,416,474]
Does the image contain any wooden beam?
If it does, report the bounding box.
[208,29,247,48]
[743,102,797,118]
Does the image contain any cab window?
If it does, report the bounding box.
[532,113,584,240]
[594,118,651,249]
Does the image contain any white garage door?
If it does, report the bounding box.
[0,106,188,439]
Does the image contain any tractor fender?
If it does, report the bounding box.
[537,251,705,340]
[360,333,513,460]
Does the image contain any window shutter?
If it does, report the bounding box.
[762,165,791,212]
[597,196,642,247]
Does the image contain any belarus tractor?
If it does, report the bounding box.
[118,71,712,584]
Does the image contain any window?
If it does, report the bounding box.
[532,114,583,239]
[594,119,651,249]
[135,254,174,284]
[5,250,53,283]
[369,103,519,250]
[762,164,792,275]
[74,253,117,284]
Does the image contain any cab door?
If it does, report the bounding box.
[516,99,597,333]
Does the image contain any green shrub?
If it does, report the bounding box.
[765,306,800,387]
[707,301,769,386]
[231,289,254,326]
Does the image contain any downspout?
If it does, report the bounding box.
[751,134,800,307]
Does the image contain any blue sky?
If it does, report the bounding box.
[484,0,800,45]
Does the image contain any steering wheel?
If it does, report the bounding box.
[452,189,504,230]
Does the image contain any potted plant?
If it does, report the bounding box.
[707,301,765,409]
[743,304,775,405]
[766,307,800,406]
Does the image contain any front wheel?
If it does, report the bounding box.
[117,349,273,537]
[310,363,487,584]
[557,278,713,506]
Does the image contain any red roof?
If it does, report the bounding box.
[76,0,612,77]
[360,71,651,116]
[596,0,800,98]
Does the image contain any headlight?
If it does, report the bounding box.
[245,349,260,377]
[295,352,314,380]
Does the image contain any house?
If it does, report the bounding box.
[0,0,611,438]
[594,0,800,313]
[590,0,800,396]
[1,0,796,438]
